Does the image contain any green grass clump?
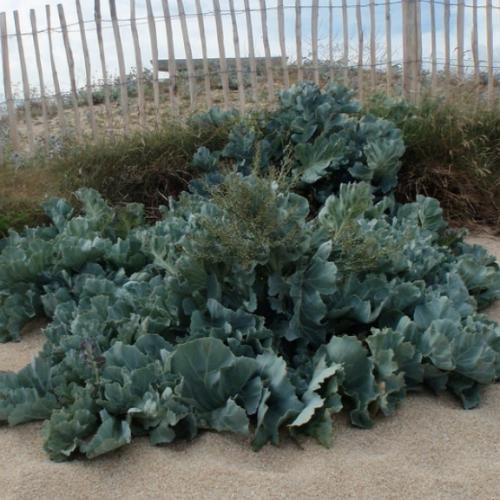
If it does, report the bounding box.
[51,117,234,212]
[366,95,500,228]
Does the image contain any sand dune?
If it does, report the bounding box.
[0,236,499,500]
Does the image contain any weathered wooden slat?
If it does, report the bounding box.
[259,0,274,101]
[195,0,213,107]
[57,3,82,138]
[130,0,146,128]
[145,0,161,126]
[456,0,464,80]
[311,0,319,85]
[213,0,230,109]
[46,6,66,133]
[278,0,289,87]
[109,0,129,134]
[14,10,35,154]
[161,0,178,112]
[0,12,19,151]
[329,0,334,81]
[369,0,376,89]
[229,0,246,110]
[94,0,113,134]
[76,0,97,139]
[385,0,392,94]
[30,9,50,147]
[444,0,450,81]
[243,0,258,101]
[296,0,303,81]
[342,0,349,85]
[177,0,196,108]
[486,0,494,107]
[429,0,437,94]
[356,0,364,102]
[471,0,480,93]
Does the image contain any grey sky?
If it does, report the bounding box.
[0,1,499,100]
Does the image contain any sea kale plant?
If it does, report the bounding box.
[0,83,499,461]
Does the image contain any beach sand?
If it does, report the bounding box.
[0,235,499,500]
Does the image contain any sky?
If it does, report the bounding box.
[0,0,499,101]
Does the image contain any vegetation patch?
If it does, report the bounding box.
[0,84,498,461]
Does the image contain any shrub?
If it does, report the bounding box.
[0,84,498,461]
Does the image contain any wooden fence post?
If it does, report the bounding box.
[95,0,113,134]
[243,0,258,101]
[130,0,146,129]
[385,0,392,95]
[195,0,213,108]
[177,0,196,109]
[0,12,19,152]
[259,0,274,101]
[30,9,50,148]
[456,0,464,80]
[402,0,421,102]
[311,0,319,85]
[14,10,35,154]
[443,0,450,82]
[430,0,437,95]
[296,0,303,81]
[342,0,349,86]
[213,0,230,109]
[278,0,289,88]
[229,0,246,111]
[58,4,82,138]
[145,0,161,126]
[109,0,129,134]
[369,0,376,90]
[76,0,97,139]
[486,0,494,107]
[161,0,178,113]
[46,5,67,134]
[356,0,364,102]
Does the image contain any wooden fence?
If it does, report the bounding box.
[0,0,499,160]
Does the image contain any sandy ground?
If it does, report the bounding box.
[0,235,499,500]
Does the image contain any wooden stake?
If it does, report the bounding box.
[46,5,66,133]
[444,0,450,81]
[311,0,319,85]
[109,0,129,134]
[195,0,212,108]
[342,0,349,85]
[161,0,177,112]
[430,0,437,95]
[76,0,97,139]
[369,0,376,89]
[0,12,18,151]
[57,4,82,138]
[456,0,464,80]
[385,0,392,95]
[14,10,35,154]
[177,0,196,109]
[356,0,364,102]
[94,0,113,134]
[130,0,146,129]
[296,0,303,81]
[259,0,274,101]
[229,0,246,111]
[329,0,334,82]
[243,0,258,101]
[213,0,230,109]
[30,9,50,148]
[471,0,480,93]
[486,0,494,107]
[145,0,161,126]
[278,0,289,88]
